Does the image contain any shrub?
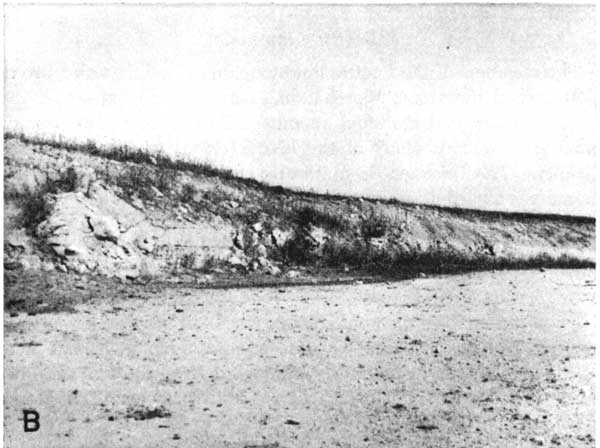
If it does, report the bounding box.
[180,183,197,203]
[113,166,155,201]
[18,168,80,234]
[291,204,348,231]
[321,238,368,267]
[278,232,316,264]
[360,212,388,240]
[201,255,219,273]
[155,168,178,193]
[238,207,263,226]
[19,189,51,233]
[53,167,79,192]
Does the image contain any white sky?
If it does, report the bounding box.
[4,4,596,215]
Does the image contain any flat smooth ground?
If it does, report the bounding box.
[4,269,595,448]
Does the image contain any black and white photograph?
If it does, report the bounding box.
[2,2,596,447]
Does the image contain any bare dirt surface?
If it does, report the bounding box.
[4,269,595,447]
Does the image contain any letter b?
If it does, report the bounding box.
[23,410,40,432]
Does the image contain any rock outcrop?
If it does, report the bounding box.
[3,134,596,280]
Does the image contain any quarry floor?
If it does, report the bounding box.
[3,269,596,448]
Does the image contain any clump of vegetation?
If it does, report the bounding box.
[200,255,219,273]
[112,165,178,202]
[16,167,80,234]
[279,232,316,265]
[5,132,595,280]
[156,168,178,192]
[360,212,388,240]
[237,207,264,226]
[19,189,51,234]
[6,131,237,183]
[175,252,222,273]
[321,240,595,276]
[53,167,79,192]
[179,183,197,203]
[290,204,349,231]
[111,166,154,201]
[321,238,368,267]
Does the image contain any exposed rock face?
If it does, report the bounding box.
[2,135,596,279]
[228,254,248,269]
[490,243,503,257]
[5,229,32,255]
[307,225,328,248]
[271,228,293,248]
[4,227,41,271]
[88,214,120,243]
[264,263,281,276]
[35,190,136,275]
[28,182,235,279]
[227,225,285,275]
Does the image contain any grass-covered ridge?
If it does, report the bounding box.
[4,131,594,224]
[3,131,595,281]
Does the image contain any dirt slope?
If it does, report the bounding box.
[3,134,595,281]
[4,269,595,447]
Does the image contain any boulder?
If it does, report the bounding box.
[51,245,66,257]
[483,243,503,257]
[88,214,120,243]
[271,228,292,248]
[285,270,300,279]
[228,255,248,268]
[150,186,164,198]
[265,264,281,276]
[491,244,503,257]
[256,244,268,258]
[257,256,270,267]
[307,225,328,247]
[195,274,214,284]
